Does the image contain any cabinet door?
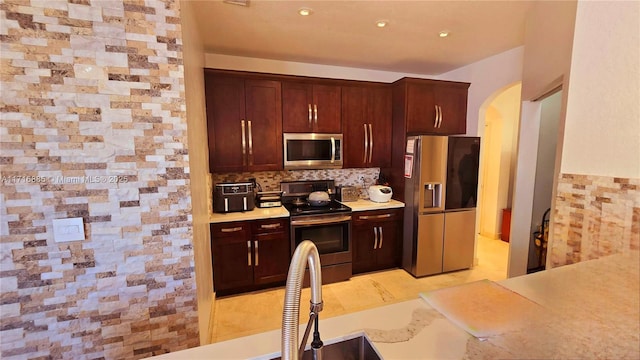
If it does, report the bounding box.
[375,219,401,270]
[343,86,392,168]
[211,223,253,291]
[352,209,402,273]
[312,84,341,133]
[434,86,467,135]
[252,232,290,285]
[205,76,246,173]
[405,83,437,134]
[342,86,367,168]
[245,80,283,171]
[252,219,290,285]
[351,223,377,274]
[367,86,392,167]
[282,82,314,132]
[282,82,341,133]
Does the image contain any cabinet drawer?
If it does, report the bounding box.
[353,209,402,225]
[253,218,289,234]
[211,222,250,239]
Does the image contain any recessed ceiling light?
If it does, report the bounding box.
[298,7,313,16]
[375,20,388,28]
[439,30,450,38]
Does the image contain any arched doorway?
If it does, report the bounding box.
[477,83,522,242]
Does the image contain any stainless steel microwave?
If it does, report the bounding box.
[283,133,343,169]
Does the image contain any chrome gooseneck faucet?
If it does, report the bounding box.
[282,240,324,360]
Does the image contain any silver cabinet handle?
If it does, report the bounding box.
[379,226,383,248]
[330,136,336,164]
[220,226,242,233]
[363,123,368,164]
[241,120,247,165]
[260,223,281,229]
[313,104,318,125]
[373,226,378,249]
[358,213,392,220]
[308,104,312,128]
[243,196,247,211]
[254,240,259,266]
[247,240,252,266]
[247,120,253,164]
[368,123,373,164]
[434,105,438,128]
[437,105,443,128]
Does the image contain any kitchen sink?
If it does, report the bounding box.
[269,333,382,360]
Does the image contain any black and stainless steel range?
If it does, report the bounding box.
[281,180,352,284]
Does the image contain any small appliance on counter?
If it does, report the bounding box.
[256,191,282,208]
[368,185,393,203]
[213,182,255,213]
[336,186,359,202]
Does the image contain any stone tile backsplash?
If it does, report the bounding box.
[549,173,640,268]
[0,1,198,358]
[211,168,382,191]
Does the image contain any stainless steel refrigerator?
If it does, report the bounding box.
[402,135,480,277]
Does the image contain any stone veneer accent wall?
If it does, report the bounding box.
[0,1,198,359]
[549,173,640,268]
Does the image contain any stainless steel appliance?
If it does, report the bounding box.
[283,133,343,169]
[336,186,359,202]
[256,191,282,208]
[402,135,480,277]
[213,182,255,213]
[281,180,352,284]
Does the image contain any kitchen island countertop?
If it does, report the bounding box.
[150,250,639,359]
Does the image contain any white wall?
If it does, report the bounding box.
[436,46,524,136]
[528,90,562,270]
[478,84,521,240]
[508,0,577,278]
[205,53,435,82]
[509,101,542,277]
[561,1,640,178]
[181,0,213,345]
[521,1,577,101]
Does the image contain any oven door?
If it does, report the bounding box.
[290,213,351,266]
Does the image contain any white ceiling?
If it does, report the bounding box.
[191,0,535,75]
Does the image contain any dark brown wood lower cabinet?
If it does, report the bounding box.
[352,209,402,274]
[211,218,289,295]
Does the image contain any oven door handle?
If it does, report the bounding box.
[290,215,351,226]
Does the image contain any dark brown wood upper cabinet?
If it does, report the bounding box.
[342,85,392,168]
[395,78,469,135]
[282,82,341,133]
[205,71,283,173]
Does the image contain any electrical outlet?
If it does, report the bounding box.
[52,217,85,242]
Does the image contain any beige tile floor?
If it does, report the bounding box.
[210,235,509,343]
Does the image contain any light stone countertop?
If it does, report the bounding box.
[339,198,405,211]
[209,199,404,223]
[150,251,639,359]
[209,206,290,223]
